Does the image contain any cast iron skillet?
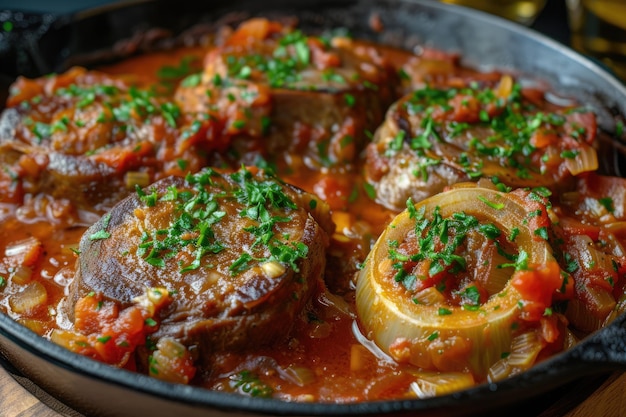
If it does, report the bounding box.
[1,1,626,416]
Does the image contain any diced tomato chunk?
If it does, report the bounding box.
[512,261,571,321]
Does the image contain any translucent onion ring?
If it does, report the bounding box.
[356,186,556,377]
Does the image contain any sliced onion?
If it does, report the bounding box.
[356,186,557,378]
[604,294,626,327]
[125,171,151,189]
[476,249,515,296]
[281,365,316,386]
[410,371,475,399]
[566,298,603,332]
[567,234,617,321]
[507,331,542,368]
[149,337,195,384]
[9,282,47,314]
[318,289,355,319]
[585,286,616,320]
[488,331,543,382]
[487,358,511,383]
[50,328,89,351]
[562,327,579,350]
[570,231,619,269]
[604,223,626,246]
[4,236,43,267]
[352,320,394,363]
[412,287,445,306]
[495,75,514,99]
[17,318,46,335]
[11,265,33,285]
[564,145,598,176]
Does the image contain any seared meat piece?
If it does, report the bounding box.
[0,67,212,207]
[174,18,398,172]
[68,167,332,361]
[365,77,599,211]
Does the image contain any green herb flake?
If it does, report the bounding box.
[231,370,274,398]
[177,159,189,171]
[500,249,529,271]
[560,149,580,159]
[180,73,202,87]
[398,68,410,80]
[479,223,501,240]
[363,183,377,200]
[438,307,452,316]
[477,195,505,210]
[89,229,111,241]
[457,285,481,309]
[232,119,246,129]
[616,120,623,136]
[534,226,549,240]
[598,197,615,213]
[261,116,271,135]
[157,56,197,80]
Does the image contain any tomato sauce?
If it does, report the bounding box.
[1,19,626,402]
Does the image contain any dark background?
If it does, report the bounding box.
[0,0,572,44]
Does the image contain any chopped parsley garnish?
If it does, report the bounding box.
[499,249,529,271]
[344,93,356,107]
[598,197,615,213]
[387,130,406,154]
[478,223,501,240]
[456,285,481,310]
[397,83,579,182]
[229,168,307,274]
[157,56,198,81]
[534,226,549,240]
[89,214,112,241]
[231,370,274,398]
[509,227,520,242]
[560,149,579,159]
[390,204,482,284]
[180,73,202,87]
[438,307,452,316]
[136,169,226,272]
[477,195,505,210]
[563,252,579,273]
[363,183,377,200]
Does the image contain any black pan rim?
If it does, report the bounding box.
[2,309,622,416]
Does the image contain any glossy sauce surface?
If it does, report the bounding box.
[1,20,625,403]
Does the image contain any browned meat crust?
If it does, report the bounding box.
[68,167,332,360]
[0,67,212,208]
[365,81,597,211]
[174,18,398,172]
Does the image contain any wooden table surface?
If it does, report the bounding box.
[1,364,625,417]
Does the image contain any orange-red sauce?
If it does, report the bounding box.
[1,22,625,403]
